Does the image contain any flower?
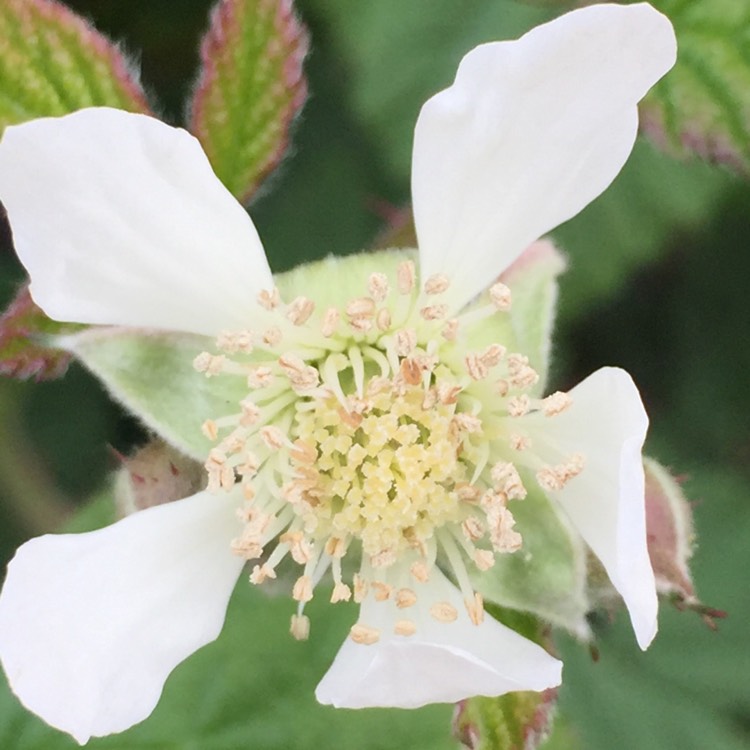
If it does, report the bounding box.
[0,2,675,744]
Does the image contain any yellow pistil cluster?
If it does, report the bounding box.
[193,253,585,643]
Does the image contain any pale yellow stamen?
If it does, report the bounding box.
[292,575,314,602]
[258,287,281,310]
[543,391,573,416]
[353,573,369,603]
[424,273,450,295]
[395,588,417,608]
[376,308,392,331]
[279,354,320,390]
[321,307,339,337]
[350,623,380,645]
[331,582,352,603]
[371,581,393,601]
[507,395,531,417]
[430,601,458,623]
[394,619,417,636]
[287,296,315,325]
[262,327,283,347]
[465,592,485,625]
[442,319,459,341]
[410,560,430,583]
[290,613,310,641]
[368,272,390,303]
[420,304,448,321]
[249,563,276,584]
[489,282,512,310]
[201,419,219,441]
[397,260,415,294]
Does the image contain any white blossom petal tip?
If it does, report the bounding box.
[0,107,273,336]
[527,367,657,649]
[315,569,562,709]
[0,491,244,744]
[413,2,676,310]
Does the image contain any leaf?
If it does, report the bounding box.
[0,0,150,130]
[0,283,82,381]
[453,690,563,750]
[189,0,309,203]
[639,0,750,172]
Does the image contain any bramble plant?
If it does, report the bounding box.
[0,1,739,749]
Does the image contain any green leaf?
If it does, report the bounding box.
[67,328,245,461]
[639,0,750,172]
[0,0,150,130]
[0,284,82,381]
[473,488,590,639]
[188,0,309,203]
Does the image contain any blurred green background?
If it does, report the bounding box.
[0,1,748,748]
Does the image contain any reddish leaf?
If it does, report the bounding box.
[0,283,83,381]
[189,0,309,203]
[0,0,150,130]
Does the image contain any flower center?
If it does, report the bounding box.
[194,252,584,642]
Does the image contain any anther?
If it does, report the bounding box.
[279,354,320,390]
[542,391,572,416]
[257,287,281,310]
[509,433,531,451]
[371,581,393,601]
[465,353,488,381]
[410,560,430,583]
[290,614,310,641]
[376,308,392,331]
[260,425,287,450]
[350,623,380,645]
[353,573,369,603]
[287,296,315,325]
[193,352,225,376]
[247,366,274,388]
[321,307,340,337]
[430,601,458,623]
[262,327,283,347]
[201,419,219,441]
[345,297,376,320]
[368,272,390,303]
[507,394,531,417]
[424,273,450,295]
[489,282,512,310]
[239,399,261,426]
[465,593,485,625]
[420,304,448,321]
[249,563,277,584]
[481,344,506,367]
[395,328,417,356]
[395,588,418,608]
[490,461,527,500]
[331,582,352,603]
[442,319,459,341]
[437,382,462,405]
[397,260,416,294]
[292,575,314,603]
[474,549,495,571]
[462,516,484,541]
[394,619,417,637]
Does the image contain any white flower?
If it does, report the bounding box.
[0,3,675,744]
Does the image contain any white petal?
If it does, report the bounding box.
[413,3,676,310]
[0,107,273,335]
[526,367,657,649]
[316,567,561,708]
[0,490,244,744]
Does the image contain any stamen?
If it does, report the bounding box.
[290,614,310,640]
[397,260,416,294]
[420,304,448,321]
[424,273,450,295]
[287,296,315,325]
[258,287,281,310]
[321,307,340,338]
[543,391,572,416]
[489,282,512,310]
[350,623,380,645]
[394,619,417,636]
[368,272,390,303]
[430,601,458,623]
[395,587,417,608]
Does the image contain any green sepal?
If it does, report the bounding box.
[66,328,246,460]
[472,487,590,639]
